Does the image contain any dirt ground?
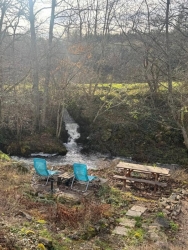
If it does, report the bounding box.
[173,199,188,249]
[1,159,188,250]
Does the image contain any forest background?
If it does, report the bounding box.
[1,0,188,165]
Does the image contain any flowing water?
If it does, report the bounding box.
[12,110,106,169]
[11,109,178,170]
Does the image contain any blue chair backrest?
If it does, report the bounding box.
[33,158,49,176]
[73,163,89,182]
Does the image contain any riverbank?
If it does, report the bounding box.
[1,86,188,166]
[6,133,68,157]
[67,87,188,167]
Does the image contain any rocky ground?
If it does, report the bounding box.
[0,157,188,249]
[175,199,188,249]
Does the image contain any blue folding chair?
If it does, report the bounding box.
[71,163,96,192]
[33,158,60,185]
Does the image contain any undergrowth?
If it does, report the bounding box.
[0,158,187,249]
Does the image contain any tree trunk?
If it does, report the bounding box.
[42,0,56,126]
[166,0,172,94]
[77,0,83,40]
[94,0,99,36]
[28,0,40,131]
[0,54,3,123]
[0,3,6,124]
[56,103,64,138]
[103,0,109,35]
[181,126,188,150]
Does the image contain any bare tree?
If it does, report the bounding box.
[42,0,56,126]
[28,0,40,131]
[165,0,172,94]
[0,0,25,123]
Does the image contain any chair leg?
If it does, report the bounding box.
[71,177,75,190]
[32,174,51,186]
[71,177,90,192]
[45,176,50,186]
[83,181,90,192]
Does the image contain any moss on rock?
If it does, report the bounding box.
[0,150,11,161]
[6,133,67,157]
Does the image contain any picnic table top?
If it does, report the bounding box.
[117,161,170,176]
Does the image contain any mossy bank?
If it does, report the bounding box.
[67,90,188,166]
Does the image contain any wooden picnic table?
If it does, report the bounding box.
[114,161,170,192]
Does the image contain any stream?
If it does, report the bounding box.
[11,110,178,171]
[11,110,107,169]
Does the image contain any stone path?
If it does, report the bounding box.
[112,190,188,249]
[126,205,147,217]
[112,205,147,236]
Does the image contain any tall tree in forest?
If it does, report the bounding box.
[42,0,56,126]
[28,0,40,131]
[165,0,172,94]
[0,1,6,123]
[0,0,24,124]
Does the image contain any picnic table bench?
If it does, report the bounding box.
[114,162,170,192]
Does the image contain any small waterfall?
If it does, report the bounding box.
[63,109,80,146]
[12,109,105,169]
[48,109,104,168]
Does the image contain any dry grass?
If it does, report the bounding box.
[127,244,186,250]
[46,199,111,228]
[0,162,32,214]
[170,168,188,185]
[0,161,113,232]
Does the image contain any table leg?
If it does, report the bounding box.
[50,178,54,194]
[155,173,158,181]
[123,179,126,190]
[57,176,62,186]
[122,169,129,189]
[127,169,131,177]
[154,173,159,193]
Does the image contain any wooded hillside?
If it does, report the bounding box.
[0,0,188,163]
